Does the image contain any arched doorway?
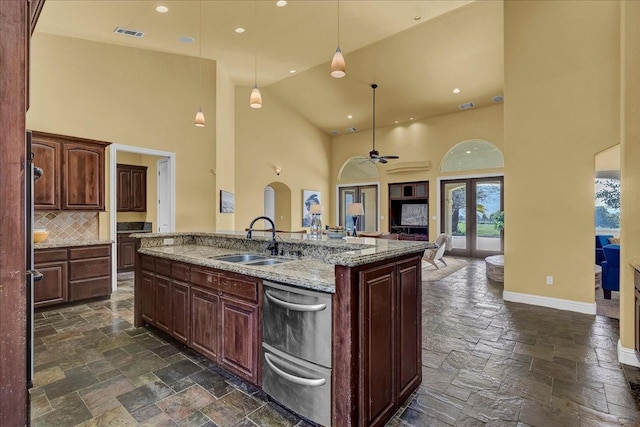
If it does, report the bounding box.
[265,182,292,231]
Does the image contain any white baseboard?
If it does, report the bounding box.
[618,340,640,367]
[502,291,597,315]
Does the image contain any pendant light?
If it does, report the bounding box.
[194,0,206,127]
[250,1,263,108]
[330,0,345,78]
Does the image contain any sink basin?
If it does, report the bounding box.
[212,254,269,263]
[246,259,285,266]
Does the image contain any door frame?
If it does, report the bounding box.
[336,181,380,231]
[157,157,172,233]
[109,144,176,290]
[437,172,504,257]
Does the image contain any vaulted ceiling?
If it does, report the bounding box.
[36,0,503,135]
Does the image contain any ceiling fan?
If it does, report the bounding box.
[361,83,399,164]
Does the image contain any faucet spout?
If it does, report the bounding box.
[246,216,278,256]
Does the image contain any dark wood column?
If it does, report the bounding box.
[0,0,29,424]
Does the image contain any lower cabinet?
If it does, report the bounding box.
[117,234,136,272]
[137,255,261,385]
[635,269,640,360]
[35,244,112,307]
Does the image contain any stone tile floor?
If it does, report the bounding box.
[30,260,640,426]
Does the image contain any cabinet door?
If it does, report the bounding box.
[62,142,105,210]
[140,271,155,325]
[219,297,259,384]
[359,263,396,426]
[389,184,402,200]
[32,136,61,210]
[636,288,640,357]
[34,261,67,307]
[414,182,428,199]
[117,166,131,211]
[154,275,172,333]
[190,287,219,361]
[172,281,190,344]
[131,167,147,212]
[120,240,136,271]
[396,258,421,402]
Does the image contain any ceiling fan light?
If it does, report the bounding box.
[194,107,205,127]
[330,47,346,78]
[250,85,263,109]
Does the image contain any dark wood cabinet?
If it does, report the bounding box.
[396,258,421,402]
[219,297,259,383]
[171,281,190,344]
[32,131,109,211]
[140,271,155,324]
[32,135,61,210]
[117,164,147,212]
[388,180,429,238]
[117,234,136,272]
[154,275,172,333]
[191,287,219,361]
[635,269,640,361]
[35,244,112,307]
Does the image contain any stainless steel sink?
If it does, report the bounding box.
[247,259,285,266]
[213,254,269,263]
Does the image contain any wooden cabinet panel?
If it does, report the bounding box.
[360,264,396,426]
[191,267,219,290]
[389,184,402,200]
[119,239,136,272]
[141,271,155,325]
[171,263,190,282]
[34,261,67,307]
[62,142,105,210]
[396,258,421,402]
[414,183,428,198]
[219,297,259,383]
[155,258,171,278]
[68,245,111,260]
[117,166,132,212]
[635,270,640,359]
[32,136,61,210]
[68,257,110,281]
[140,254,155,272]
[190,287,219,361]
[219,273,259,303]
[172,281,190,344]
[68,277,111,300]
[34,248,67,264]
[155,275,172,333]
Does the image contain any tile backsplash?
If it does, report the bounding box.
[34,211,99,242]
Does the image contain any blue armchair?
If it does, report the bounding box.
[596,235,613,265]
[601,244,620,299]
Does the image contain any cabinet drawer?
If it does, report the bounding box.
[69,257,111,280]
[69,276,111,300]
[69,245,111,260]
[140,254,155,272]
[35,248,67,263]
[172,262,190,282]
[191,267,219,290]
[156,258,171,277]
[220,274,259,303]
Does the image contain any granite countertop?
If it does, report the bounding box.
[35,239,114,249]
[139,244,337,293]
[117,230,151,234]
[134,231,434,293]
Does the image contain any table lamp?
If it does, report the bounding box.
[348,203,364,237]
[309,204,323,238]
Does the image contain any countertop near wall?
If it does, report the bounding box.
[35,239,114,249]
[117,221,152,234]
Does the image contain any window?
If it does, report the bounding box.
[595,177,620,231]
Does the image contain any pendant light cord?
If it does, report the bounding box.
[372,84,377,151]
[337,0,340,46]
[254,0,258,86]
[199,0,202,107]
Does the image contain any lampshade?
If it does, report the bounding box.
[194,107,205,127]
[250,85,263,109]
[309,204,323,215]
[330,47,346,78]
[348,203,364,216]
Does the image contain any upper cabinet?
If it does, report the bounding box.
[117,164,147,212]
[32,131,110,211]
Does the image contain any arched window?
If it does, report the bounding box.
[338,158,379,182]
[441,140,504,172]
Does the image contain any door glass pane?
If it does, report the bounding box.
[443,182,467,250]
[475,180,502,252]
[360,186,377,232]
[339,188,356,230]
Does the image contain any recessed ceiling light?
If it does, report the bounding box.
[492,95,504,103]
[465,151,472,154]
[235,27,246,34]
[178,36,195,44]
[409,117,414,121]
[452,88,461,94]
[347,114,353,119]
[395,121,399,124]
[276,0,288,7]
[414,16,421,21]
[289,69,296,74]
[155,5,169,13]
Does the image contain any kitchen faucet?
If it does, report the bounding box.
[246,216,278,256]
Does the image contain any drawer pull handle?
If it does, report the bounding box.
[264,353,326,387]
[264,290,326,312]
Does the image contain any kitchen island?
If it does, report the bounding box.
[133,231,434,427]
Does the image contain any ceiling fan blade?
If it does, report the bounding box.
[380,155,399,160]
[378,158,388,164]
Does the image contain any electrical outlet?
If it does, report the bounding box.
[546,276,554,285]
[163,238,174,245]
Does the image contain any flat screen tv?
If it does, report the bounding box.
[401,204,428,226]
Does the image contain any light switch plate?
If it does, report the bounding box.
[163,238,174,245]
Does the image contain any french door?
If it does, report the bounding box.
[441,177,503,258]
[338,185,378,233]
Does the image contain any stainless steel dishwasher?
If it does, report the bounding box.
[262,280,332,426]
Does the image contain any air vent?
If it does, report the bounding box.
[345,127,357,133]
[492,95,504,103]
[330,130,339,136]
[114,27,145,38]
[459,102,475,110]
